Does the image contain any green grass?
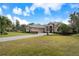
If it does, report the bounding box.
[0,34,79,56]
[0,32,32,37]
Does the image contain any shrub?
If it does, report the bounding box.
[57,23,73,35]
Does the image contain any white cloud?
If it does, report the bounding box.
[30,3,64,15]
[0,8,2,14]
[55,18,70,24]
[25,7,30,13]
[23,12,30,16]
[12,3,64,16]
[13,16,29,25]
[23,7,30,16]
[6,14,29,25]
[13,6,31,16]
[6,14,13,22]
[2,5,8,9]
[13,7,22,15]
[62,18,70,25]
[70,4,79,8]
[44,17,70,24]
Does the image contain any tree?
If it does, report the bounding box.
[57,23,73,35]
[29,23,34,25]
[20,24,27,33]
[0,16,12,35]
[69,12,79,33]
[16,20,20,31]
[11,24,16,32]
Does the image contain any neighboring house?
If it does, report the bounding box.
[26,22,61,33]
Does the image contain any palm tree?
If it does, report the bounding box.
[0,16,12,35]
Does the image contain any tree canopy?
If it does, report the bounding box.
[58,23,73,35]
[0,16,12,34]
[69,12,79,33]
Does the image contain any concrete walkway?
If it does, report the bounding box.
[0,33,46,42]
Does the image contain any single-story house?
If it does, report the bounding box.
[26,24,46,33]
[26,22,61,33]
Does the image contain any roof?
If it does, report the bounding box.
[48,22,61,25]
[28,24,46,28]
[26,22,62,28]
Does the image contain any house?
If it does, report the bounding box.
[47,22,61,33]
[26,24,46,33]
[26,22,61,33]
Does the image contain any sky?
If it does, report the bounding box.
[0,3,79,25]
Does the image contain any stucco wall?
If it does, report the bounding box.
[30,27,45,33]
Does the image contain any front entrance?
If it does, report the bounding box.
[49,26,52,33]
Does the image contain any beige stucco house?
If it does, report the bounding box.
[26,24,46,33]
[26,22,61,33]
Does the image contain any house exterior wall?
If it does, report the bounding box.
[47,22,61,33]
[26,26,45,33]
[26,22,61,33]
[30,27,45,33]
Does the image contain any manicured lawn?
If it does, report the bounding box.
[0,32,32,37]
[0,34,79,56]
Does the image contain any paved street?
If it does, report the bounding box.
[0,33,46,42]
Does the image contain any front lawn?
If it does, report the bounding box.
[0,34,79,56]
[0,32,32,37]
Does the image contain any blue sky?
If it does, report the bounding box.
[0,3,79,25]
